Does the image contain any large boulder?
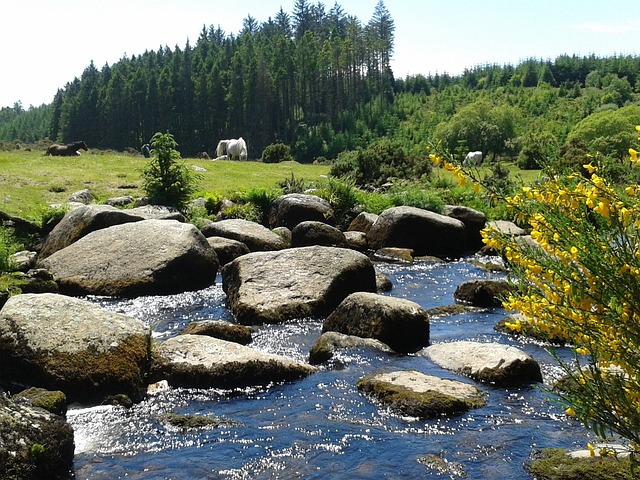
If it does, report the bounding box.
[367,206,467,257]
[269,193,334,229]
[322,292,430,353]
[291,221,348,248]
[424,341,543,386]
[222,246,377,324]
[0,293,151,403]
[454,279,512,308]
[356,370,486,419]
[41,219,218,297]
[443,205,486,251]
[39,204,185,258]
[200,218,287,252]
[150,334,315,388]
[0,392,75,480]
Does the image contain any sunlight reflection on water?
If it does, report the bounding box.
[70,255,600,479]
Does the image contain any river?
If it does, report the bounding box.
[68,256,595,479]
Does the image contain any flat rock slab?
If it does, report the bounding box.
[222,246,376,324]
[41,219,218,297]
[151,334,315,388]
[356,369,486,419]
[424,341,542,386]
[0,293,151,403]
[201,218,287,252]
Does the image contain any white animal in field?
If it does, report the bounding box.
[216,137,248,161]
[463,151,483,166]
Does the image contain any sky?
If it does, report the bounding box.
[2,0,639,109]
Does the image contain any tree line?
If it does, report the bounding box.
[1,0,395,161]
[1,0,640,164]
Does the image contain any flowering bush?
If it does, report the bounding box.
[431,126,640,464]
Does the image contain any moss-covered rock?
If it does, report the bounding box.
[417,453,467,477]
[0,293,151,404]
[372,247,415,263]
[12,388,67,417]
[160,413,241,430]
[525,448,635,480]
[0,392,74,480]
[356,369,486,419]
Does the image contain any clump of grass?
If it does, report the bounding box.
[0,226,24,273]
[388,186,445,213]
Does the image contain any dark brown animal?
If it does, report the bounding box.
[45,141,88,156]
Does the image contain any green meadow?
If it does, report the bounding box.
[0,150,331,220]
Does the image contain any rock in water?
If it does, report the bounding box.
[41,219,218,296]
[222,246,376,324]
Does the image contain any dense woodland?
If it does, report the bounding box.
[2,0,640,165]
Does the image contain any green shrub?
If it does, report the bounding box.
[388,187,444,213]
[217,203,261,223]
[0,226,22,273]
[141,131,201,211]
[315,177,361,229]
[354,189,393,215]
[517,131,559,170]
[278,173,307,194]
[235,187,280,226]
[261,143,294,164]
[200,192,223,215]
[37,205,68,235]
[330,139,431,188]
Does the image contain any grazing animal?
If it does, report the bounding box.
[216,137,248,161]
[141,143,151,158]
[199,151,211,160]
[45,141,88,156]
[463,151,483,166]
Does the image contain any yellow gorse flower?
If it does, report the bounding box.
[470,128,640,448]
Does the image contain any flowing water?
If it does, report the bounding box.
[69,256,596,479]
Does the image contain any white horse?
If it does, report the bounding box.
[463,151,483,166]
[216,137,248,160]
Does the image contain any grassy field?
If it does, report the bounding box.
[0,150,331,220]
[0,147,542,225]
